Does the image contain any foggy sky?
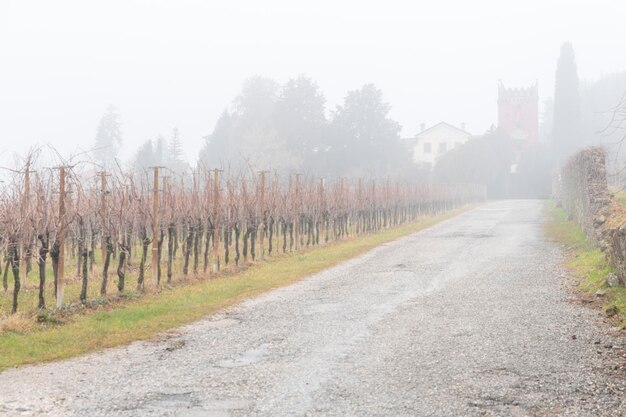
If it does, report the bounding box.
[1,0,625,166]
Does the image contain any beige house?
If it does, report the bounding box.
[411,122,472,169]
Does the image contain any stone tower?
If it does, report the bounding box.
[497,81,539,143]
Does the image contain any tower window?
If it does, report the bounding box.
[439,142,447,153]
[423,142,431,153]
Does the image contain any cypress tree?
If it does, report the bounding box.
[553,42,581,162]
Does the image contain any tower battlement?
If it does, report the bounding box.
[498,81,539,101]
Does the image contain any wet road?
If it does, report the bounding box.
[1,200,625,416]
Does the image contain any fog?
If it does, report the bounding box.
[2,0,626,169]
[3,3,626,407]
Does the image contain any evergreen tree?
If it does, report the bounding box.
[233,76,279,130]
[132,136,166,180]
[326,84,409,178]
[198,110,233,168]
[165,127,189,175]
[199,77,300,174]
[154,135,165,166]
[94,105,122,170]
[553,42,581,161]
[132,139,155,180]
[274,75,327,171]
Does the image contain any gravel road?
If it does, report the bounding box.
[1,200,625,416]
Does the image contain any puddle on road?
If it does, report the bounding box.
[181,400,248,417]
[217,344,269,368]
[147,393,248,417]
[150,392,194,408]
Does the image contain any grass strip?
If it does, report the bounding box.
[543,201,626,328]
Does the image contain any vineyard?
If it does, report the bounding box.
[0,153,486,317]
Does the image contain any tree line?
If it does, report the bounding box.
[94,77,418,182]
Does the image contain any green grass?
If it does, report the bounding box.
[0,208,469,371]
[615,193,626,205]
[543,201,626,328]
[611,190,626,206]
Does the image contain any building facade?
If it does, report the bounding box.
[412,122,472,169]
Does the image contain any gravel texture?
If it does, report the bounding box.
[1,200,625,416]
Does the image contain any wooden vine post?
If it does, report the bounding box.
[56,166,66,308]
[151,167,160,286]
[357,177,363,235]
[294,173,300,251]
[371,179,376,230]
[22,160,30,284]
[99,171,107,264]
[212,168,220,273]
[259,171,266,260]
[319,177,325,242]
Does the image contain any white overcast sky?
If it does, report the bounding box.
[1,0,625,165]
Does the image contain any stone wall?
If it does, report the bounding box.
[559,146,624,285]
[560,147,610,243]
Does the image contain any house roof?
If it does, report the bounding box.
[415,122,471,138]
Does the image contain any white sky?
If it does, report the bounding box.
[1,0,625,165]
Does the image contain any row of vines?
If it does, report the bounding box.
[0,154,486,315]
